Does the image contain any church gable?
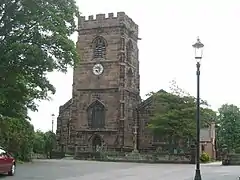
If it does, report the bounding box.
[137,89,169,149]
[138,89,167,110]
[59,98,72,114]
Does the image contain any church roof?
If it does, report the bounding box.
[59,98,72,113]
[138,89,167,109]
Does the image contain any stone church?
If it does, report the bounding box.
[55,12,168,153]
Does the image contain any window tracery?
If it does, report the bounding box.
[87,100,105,128]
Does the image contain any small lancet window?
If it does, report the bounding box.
[127,68,133,87]
[93,37,107,59]
[126,40,133,63]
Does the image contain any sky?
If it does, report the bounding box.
[29,0,240,132]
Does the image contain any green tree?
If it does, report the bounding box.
[217,104,240,152]
[148,81,216,145]
[148,90,196,140]
[0,0,79,161]
[0,116,35,161]
[169,80,217,126]
[0,0,79,117]
[44,131,56,159]
[33,130,46,154]
[32,130,56,158]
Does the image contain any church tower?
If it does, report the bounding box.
[56,12,140,153]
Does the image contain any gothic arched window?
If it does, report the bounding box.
[87,100,105,128]
[93,36,107,59]
[126,40,133,63]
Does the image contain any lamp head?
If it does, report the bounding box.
[192,37,204,62]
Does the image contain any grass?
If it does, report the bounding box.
[16,160,24,164]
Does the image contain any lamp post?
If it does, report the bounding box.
[192,37,204,180]
[51,114,55,133]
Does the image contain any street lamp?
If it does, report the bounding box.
[51,114,55,133]
[192,37,204,180]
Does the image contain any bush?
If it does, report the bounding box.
[200,152,210,163]
[235,147,240,154]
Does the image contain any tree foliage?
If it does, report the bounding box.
[33,130,56,158]
[0,0,79,117]
[33,130,46,154]
[148,80,216,142]
[0,120,57,161]
[0,0,79,161]
[0,116,34,161]
[148,90,196,140]
[216,104,240,152]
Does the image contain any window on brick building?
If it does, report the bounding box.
[126,40,133,63]
[93,36,107,59]
[87,100,105,128]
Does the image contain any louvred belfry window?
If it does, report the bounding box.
[93,37,106,59]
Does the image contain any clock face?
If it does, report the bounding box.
[93,64,104,75]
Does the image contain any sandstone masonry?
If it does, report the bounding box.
[56,12,141,153]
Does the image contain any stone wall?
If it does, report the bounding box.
[222,153,240,165]
[74,151,194,164]
[56,12,141,152]
[200,141,216,160]
[55,99,72,152]
[137,98,156,150]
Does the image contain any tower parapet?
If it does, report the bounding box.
[78,12,138,35]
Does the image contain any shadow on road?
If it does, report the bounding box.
[0,174,7,179]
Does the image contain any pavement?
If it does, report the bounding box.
[0,160,239,180]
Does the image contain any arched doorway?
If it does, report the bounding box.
[92,135,102,152]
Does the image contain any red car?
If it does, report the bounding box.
[0,148,16,176]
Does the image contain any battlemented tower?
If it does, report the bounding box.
[56,12,140,153]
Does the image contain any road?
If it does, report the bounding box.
[0,160,239,180]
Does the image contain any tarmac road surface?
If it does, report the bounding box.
[0,160,239,180]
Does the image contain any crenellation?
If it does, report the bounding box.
[88,15,94,20]
[78,12,138,35]
[117,12,125,20]
[108,13,114,18]
[80,16,86,21]
[96,13,105,20]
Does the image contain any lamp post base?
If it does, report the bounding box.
[194,169,202,180]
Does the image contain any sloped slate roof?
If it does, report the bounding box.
[59,98,73,113]
[138,89,167,109]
